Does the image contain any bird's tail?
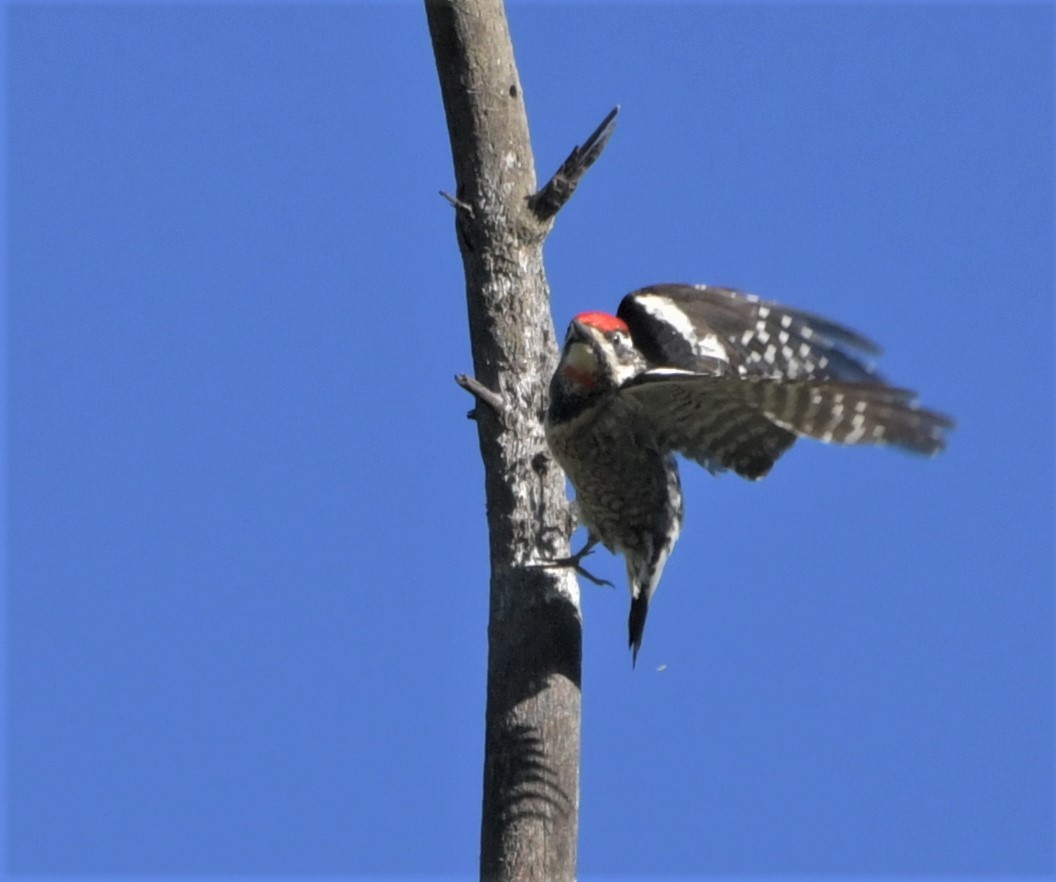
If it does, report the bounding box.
[628,593,650,668]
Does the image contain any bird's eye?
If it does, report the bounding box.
[611,330,628,348]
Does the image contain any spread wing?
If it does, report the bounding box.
[618,284,883,382]
[623,367,953,480]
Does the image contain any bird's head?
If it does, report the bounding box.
[555,311,643,395]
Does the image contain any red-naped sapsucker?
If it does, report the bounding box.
[544,284,953,665]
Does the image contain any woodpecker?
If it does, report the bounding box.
[544,283,953,665]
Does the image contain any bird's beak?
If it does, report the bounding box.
[567,318,591,343]
[562,320,601,382]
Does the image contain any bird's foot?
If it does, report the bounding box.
[544,538,613,587]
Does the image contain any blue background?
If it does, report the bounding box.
[4,3,1053,879]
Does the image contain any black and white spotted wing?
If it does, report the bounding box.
[622,368,953,479]
[618,284,883,382]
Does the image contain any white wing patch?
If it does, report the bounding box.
[634,293,731,362]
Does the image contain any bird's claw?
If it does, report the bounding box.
[545,541,613,587]
[568,562,614,588]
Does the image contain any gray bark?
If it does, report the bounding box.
[424,1,591,879]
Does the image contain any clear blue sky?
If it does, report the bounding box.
[4,3,1053,879]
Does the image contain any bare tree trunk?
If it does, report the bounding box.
[425,2,616,879]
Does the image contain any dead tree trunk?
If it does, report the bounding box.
[425,1,616,879]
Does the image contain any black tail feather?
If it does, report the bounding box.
[628,594,650,668]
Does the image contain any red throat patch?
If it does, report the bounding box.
[562,363,598,389]
[574,311,629,334]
